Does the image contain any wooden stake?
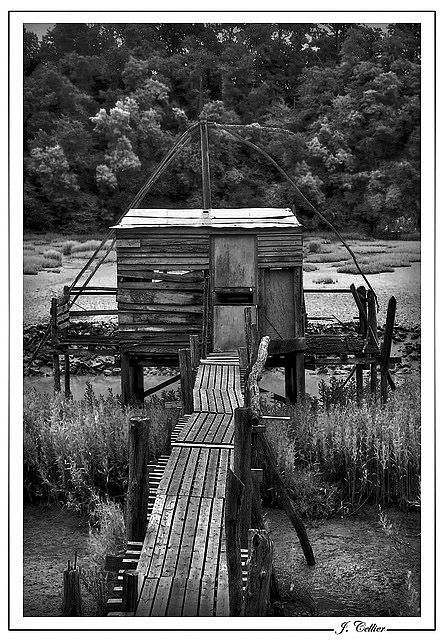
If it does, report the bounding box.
[258,432,315,566]
[225,468,245,616]
[234,407,253,547]
[294,266,305,403]
[200,118,212,210]
[51,298,61,393]
[381,297,397,404]
[62,564,83,616]
[243,529,273,616]
[122,570,139,612]
[247,336,270,422]
[189,334,201,370]
[367,289,378,397]
[127,417,150,541]
[120,349,130,405]
[356,286,367,404]
[64,353,71,398]
[178,348,193,414]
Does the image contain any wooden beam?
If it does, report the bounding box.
[258,432,315,566]
[268,337,306,356]
[234,407,253,548]
[178,348,194,414]
[243,529,273,616]
[381,297,397,404]
[142,374,181,398]
[62,562,83,616]
[126,417,150,541]
[247,336,270,422]
[225,468,244,616]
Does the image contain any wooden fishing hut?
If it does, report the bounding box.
[112,206,305,404]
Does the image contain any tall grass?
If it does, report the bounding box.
[23,383,179,513]
[264,379,420,517]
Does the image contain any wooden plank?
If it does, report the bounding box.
[137,494,167,579]
[187,496,213,582]
[115,280,203,291]
[202,449,220,498]
[162,495,189,577]
[213,413,232,444]
[167,449,192,496]
[191,449,210,496]
[179,448,201,496]
[199,497,225,616]
[150,576,174,616]
[215,542,230,616]
[117,289,202,305]
[147,495,177,578]
[156,449,181,495]
[215,448,230,498]
[118,303,202,314]
[135,577,158,617]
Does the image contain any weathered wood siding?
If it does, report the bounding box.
[116,229,210,359]
[257,228,302,268]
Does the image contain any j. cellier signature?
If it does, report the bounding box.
[336,621,386,634]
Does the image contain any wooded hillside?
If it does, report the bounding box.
[23,23,420,234]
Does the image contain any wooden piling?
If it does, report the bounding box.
[243,529,273,616]
[64,353,71,398]
[178,348,193,414]
[237,346,249,392]
[244,307,252,366]
[234,407,253,547]
[120,349,130,405]
[189,334,201,370]
[126,417,150,541]
[294,266,306,403]
[129,362,144,406]
[62,560,83,616]
[356,286,367,404]
[122,570,139,612]
[225,468,245,616]
[51,298,61,393]
[367,289,378,397]
[381,297,397,404]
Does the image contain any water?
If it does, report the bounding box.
[24,373,179,400]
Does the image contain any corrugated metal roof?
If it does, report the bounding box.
[111,208,301,229]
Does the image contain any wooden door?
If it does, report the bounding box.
[260,268,295,339]
[212,235,256,351]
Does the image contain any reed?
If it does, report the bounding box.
[23,383,180,512]
[264,378,420,516]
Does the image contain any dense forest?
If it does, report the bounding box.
[23,23,420,234]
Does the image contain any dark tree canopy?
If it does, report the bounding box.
[23,22,420,234]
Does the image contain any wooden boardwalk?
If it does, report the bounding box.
[135,352,244,616]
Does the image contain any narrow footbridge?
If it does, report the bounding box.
[135,351,244,616]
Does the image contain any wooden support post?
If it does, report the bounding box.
[189,334,201,370]
[244,307,252,367]
[225,468,245,617]
[165,416,173,455]
[238,346,249,393]
[243,529,273,616]
[122,570,139,613]
[356,286,367,403]
[51,298,61,392]
[251,321,259,366]
[200,118,212,210]
[129,362,144,406]
[64,353,71,398]
[258,432,315,566]
[234,407,253,547]
[120,349,130,405]
[247,336,270,422]
[293,267,305,403]
[381,297,397,404]
[179,348,194,414]
[62,560,83,616]
[127,417,150,541]
[202,275,210,358]
[367,289,379,397]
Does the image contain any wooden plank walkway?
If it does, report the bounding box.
[135,352,244,616]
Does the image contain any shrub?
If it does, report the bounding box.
[308,241,321,253]
[314,276,337,285]
[23,256,43,274]
[303,264,318,272]
[62,240,78,255]
[71,240,102,256]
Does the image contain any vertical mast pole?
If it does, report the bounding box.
[200,118,212,210]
